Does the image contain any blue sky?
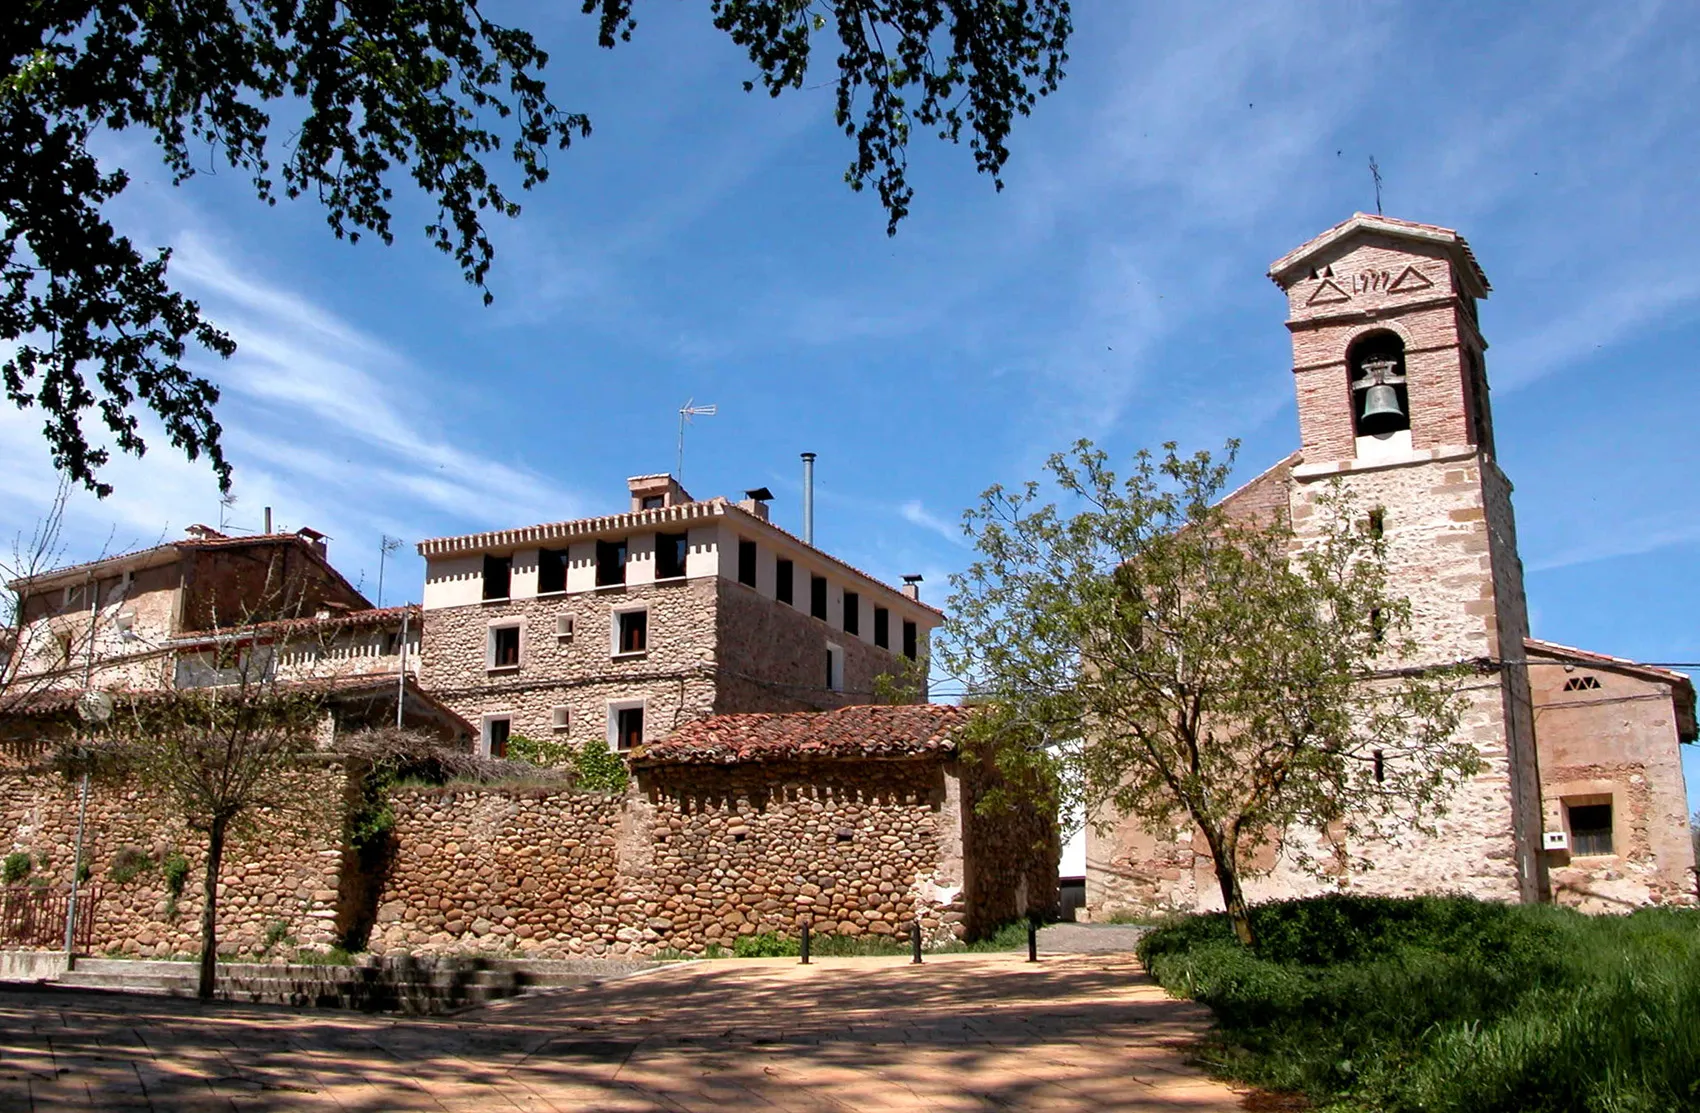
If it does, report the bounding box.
[4,1,1699,813]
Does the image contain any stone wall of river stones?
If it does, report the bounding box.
[0,750,348,957]
[364,757,1004,957]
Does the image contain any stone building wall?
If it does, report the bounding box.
[0,755,347,957]
[1527,648,1697,910]
[420,578,720,748]
[713,579,922,714]
[961,755,1061,935]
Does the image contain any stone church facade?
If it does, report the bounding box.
[1086,214,1697,917]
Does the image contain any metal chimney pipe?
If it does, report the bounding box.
[801,452,816,545]
[264,507,272,534]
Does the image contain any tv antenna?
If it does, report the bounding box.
[377,534,402,607]
[1369,155,1384,215]
[676,398,718,481]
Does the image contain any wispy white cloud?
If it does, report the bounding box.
[899,500,965,546]
[1526,518,1700,574]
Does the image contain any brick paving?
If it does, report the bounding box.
[0,952,1243,1110]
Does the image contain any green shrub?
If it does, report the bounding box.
[2,851,31,884]
[261,920,296,955]
[574,738,629,794]
[733,931,798,958]
[108,846,155,885]
[507,732,571,768]
[161,851,190,917]
[1140,895,1700,1113]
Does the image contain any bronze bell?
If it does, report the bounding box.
[1361,383,1404,422]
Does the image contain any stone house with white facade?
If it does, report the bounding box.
[1086,214,1697,917]
[415,473,942,758]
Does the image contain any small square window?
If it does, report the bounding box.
[738,539,758,587]
[615,609,648,655]
[483,554,512,601]
[843,591,860,636]
[555,612,575,640]
[902,619,918,661]
[1568,802,1613,856]
[552,706,570,731]
[596,539,629,587]
[811,575,828,621]
[538,547,568,594]
[641,495,664,510]
[776,559,794,605]
[873,606,889,649]
[484,717,511,759]
[489,624,521,669]
[656,532,689,580]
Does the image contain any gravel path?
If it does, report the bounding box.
[1038,922,1151,954]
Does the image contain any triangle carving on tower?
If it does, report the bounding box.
[1306,277,1351,306]
[1387,265,1434,293]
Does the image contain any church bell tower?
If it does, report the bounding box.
[1268,214,1545,903]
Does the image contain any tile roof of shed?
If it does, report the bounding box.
[633,703,970,766]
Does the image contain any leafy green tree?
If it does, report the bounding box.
[938,441,1478,947]
[105,685,327,997]
[4,1,1071,495]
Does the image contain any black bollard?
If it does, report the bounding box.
[910,921,923,964]
[1027,917,1038,962]
[800,920,811,965]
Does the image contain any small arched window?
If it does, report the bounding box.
[1347,331,1409,437]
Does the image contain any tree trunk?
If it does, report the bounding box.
[197,815,228,1000]
[1209,847,1256,948]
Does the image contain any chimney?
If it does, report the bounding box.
[739,487,773,522]
[801,453,816,545]
[264,506,273,534]
[901,574,923,601]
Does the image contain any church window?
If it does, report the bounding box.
[1347,332,1409,438]
[1567,802,1613,856]
[1465,348,1495,455]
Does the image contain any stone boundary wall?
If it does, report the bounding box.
[366,757,1003,957]
[4,749,1058,961]
[0,758,348,958]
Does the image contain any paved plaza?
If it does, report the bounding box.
[0,949,1243,1111]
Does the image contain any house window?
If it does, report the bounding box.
[596,539,628,587]
[1367,508,1385,540]
[482,554,512,601]
[776,559,794,605]
[656,532,689,580]
[873,606,890,649]
[610,703,645,751]
[552,706,570,731]
[614,608,648,655]
[488,624,521,669]
[826,643,844,692]
[1568,802,1614,856]
[641,495,664,510]
[843,591,860,636]
[738,539,758,587]
[811,575,828,621]
[537,547,568,595]
[902,619,918,661]
[483,716,511,759]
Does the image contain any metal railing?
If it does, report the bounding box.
[0,885,99,951]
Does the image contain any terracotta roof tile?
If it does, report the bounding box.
[634,703,970,766]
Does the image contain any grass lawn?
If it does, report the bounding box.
[1138,894,1700,1112]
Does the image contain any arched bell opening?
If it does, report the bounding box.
[1347,331,1410,439]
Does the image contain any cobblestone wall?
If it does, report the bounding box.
[0,755,347,957]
